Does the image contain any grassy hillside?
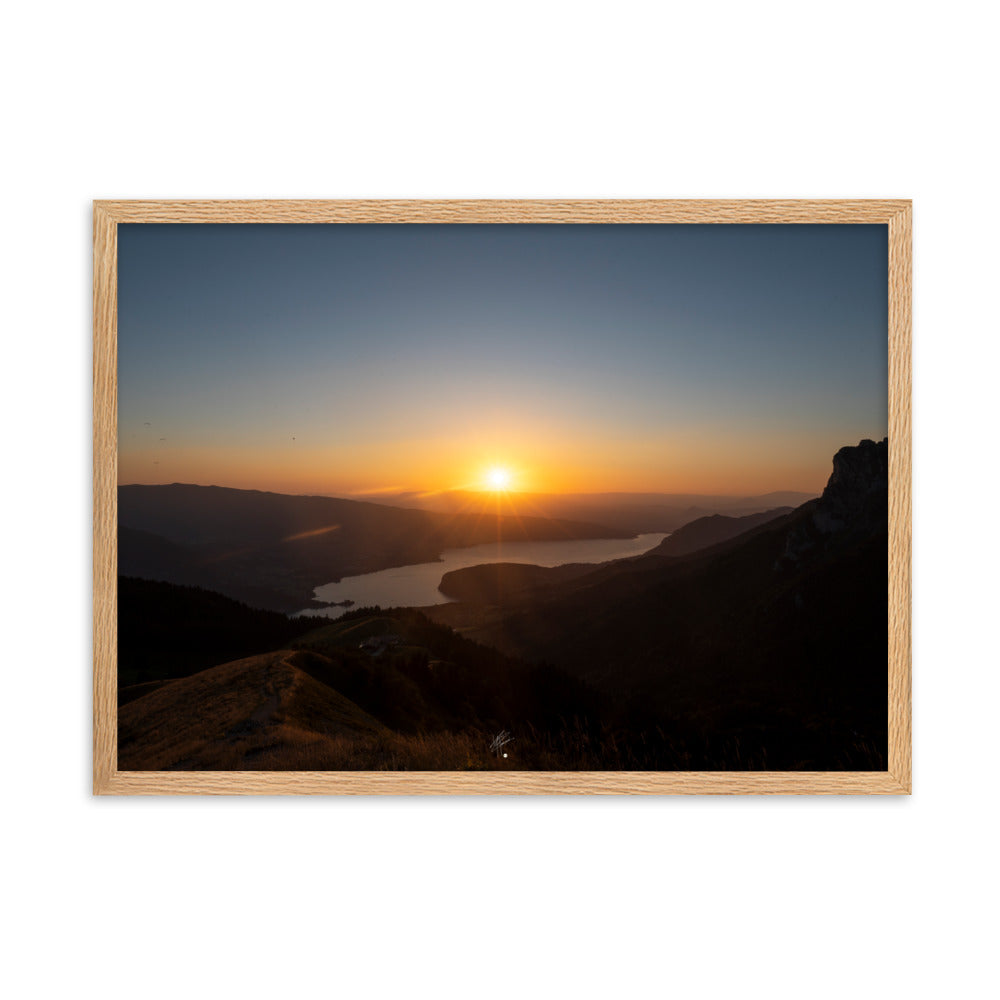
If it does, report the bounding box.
[118,651,387,770]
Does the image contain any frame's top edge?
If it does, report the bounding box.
[92,199,911,225]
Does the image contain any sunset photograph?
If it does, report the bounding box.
[114,220,889,771]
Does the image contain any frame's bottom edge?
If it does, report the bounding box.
[93,768,910,796]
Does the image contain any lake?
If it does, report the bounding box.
[296,532,669,619]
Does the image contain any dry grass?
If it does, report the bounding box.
[118,646,886,772]
[118,651,384,770]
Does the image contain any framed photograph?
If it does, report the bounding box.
[93,200,911,794]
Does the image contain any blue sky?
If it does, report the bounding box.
[117,223,888,494]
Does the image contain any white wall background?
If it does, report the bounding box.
[2,3,996,997]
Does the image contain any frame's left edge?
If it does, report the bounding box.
[93,203,118,794]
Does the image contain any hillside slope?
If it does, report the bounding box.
[651,507,792,557]
[118,651,388,770]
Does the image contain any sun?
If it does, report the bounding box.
[486,467,511,490]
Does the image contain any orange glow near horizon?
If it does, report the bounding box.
[116,421,855,498]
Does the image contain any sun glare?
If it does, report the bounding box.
[486,467,511,490]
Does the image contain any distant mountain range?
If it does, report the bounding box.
[349,488,818,535]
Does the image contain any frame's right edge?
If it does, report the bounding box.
[887,203,913,793]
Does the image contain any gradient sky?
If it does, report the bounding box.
[118,223,888,496]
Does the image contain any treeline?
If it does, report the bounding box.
[117,576,322,688]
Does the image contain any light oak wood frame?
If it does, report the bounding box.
[93,200,911,795]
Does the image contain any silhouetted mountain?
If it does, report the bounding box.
[786,437,888,552]
[425,439,889,769]
[649,507,793,557]
[118,483,628,612]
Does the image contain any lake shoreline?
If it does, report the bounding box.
[295,532,669,620]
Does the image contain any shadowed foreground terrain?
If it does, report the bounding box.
[118,440,888,771]
[119,610,617,770]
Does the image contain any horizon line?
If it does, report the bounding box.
[116,480,823,500]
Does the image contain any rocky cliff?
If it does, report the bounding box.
[782,437,888,565]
